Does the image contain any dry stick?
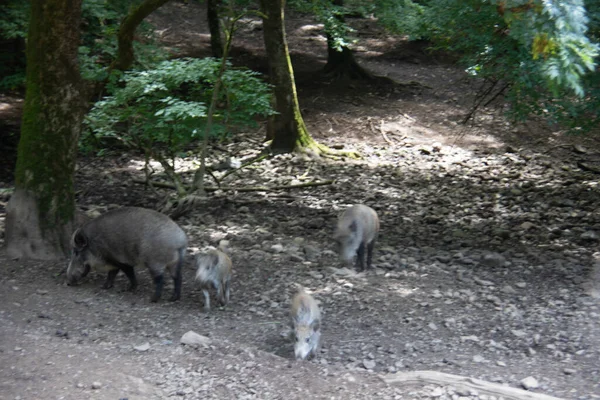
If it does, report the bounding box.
[380,120,394,145]
[132,179,334,192]
[380,371,564,400]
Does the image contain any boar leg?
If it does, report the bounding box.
[224,279,231,305]
[103,269,119,289]
[120,265,138,291]
[202,288,211,311]
[169,251,184,302]
[355,242,366,271]
[150,272,164,303]
[366,240,375,269]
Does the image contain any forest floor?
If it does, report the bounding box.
[1,1,600,399]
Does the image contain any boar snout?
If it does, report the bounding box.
[66,261,90,285]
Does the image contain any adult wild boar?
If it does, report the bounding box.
[66,207,188,302]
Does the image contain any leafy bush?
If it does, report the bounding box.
[84,57,275,161]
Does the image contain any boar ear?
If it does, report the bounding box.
[71,229,88,250]
[349,221,357,233]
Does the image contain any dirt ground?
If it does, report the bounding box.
[1,2,600,400]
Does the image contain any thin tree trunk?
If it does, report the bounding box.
[260,0,319,153]
[323,38,373,80]
[323,0,372,80]
[5,0,84,260]
[112,0,171,71]
[207,0,223,58]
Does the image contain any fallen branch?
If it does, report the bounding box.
[133,179,334,192]
[380,371,564,400]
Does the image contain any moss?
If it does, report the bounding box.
[14,0,82,231]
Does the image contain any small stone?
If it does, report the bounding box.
[473,355,486,363]
[563,368,576,375]
[134,342,150,352]
[180,331,211,348]
[362,359,376,370]
[430,387,444,397]
[501,285,517,294]
[496,361,506,367]
[271,244,284,253]
[519,222,535,231]
[428,323,438,330]
[481,252,506,268]
[515,282,527,288]
[91,382,102,390]
[581,231,599,241]
[511,330,526,338]
[520,376,539,390]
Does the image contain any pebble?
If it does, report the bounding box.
[180,331,211,348]
[91,381,102,390]
[363,359,376,370]
[134,342,150,352]
[520,376,539,390]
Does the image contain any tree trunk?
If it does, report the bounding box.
[323,0,372,80]
[112,0,171,71]
[323,37,373,80]
[260,0,319,153]
[207,0,223,58]
[5,0,84,260]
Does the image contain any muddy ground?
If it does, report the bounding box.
[1,1,600,399]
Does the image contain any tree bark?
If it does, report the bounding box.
[111,0,171,71]
[260,0,320,153]
[322,0,372,80]
[5,0,84,260]
[323,38,373,80]
[207,0,223,58]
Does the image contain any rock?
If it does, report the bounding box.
[430,387,444,397]
[519,222,535,231]
[303,244,321,261]
[515,282,527,288]
[481,252,506,268]
[563,368,576,375]
[520,376,539,390]
[134,342,150,352]
[511,329,526,338]
[362,359,376,370]
[270,244,284,253]
[473,355,486,363]
[501,285,517,294]
[581,231,599,241]
[91,382,102,390]
[180,331,211,348]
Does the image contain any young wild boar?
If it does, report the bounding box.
[291,290,321,360]
[194,249,232,311]
[66,207,188,302]
[334,204,380,271]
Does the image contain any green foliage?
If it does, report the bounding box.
[0,0,168,89]
[0,1,29,91]
[84,58,274,158]
[420,0,599,130]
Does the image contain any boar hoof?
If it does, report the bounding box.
[169,294,180,302]
[102,282,114,290]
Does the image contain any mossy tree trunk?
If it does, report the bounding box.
[111,0,171,71]
[259,0,321,153]
[207,0,223,58]
[5,0,84,260]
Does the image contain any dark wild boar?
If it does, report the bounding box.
[291,289,321,360]
[66,207,188,302]
[194,248,232,311]
[334,204,379,271]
